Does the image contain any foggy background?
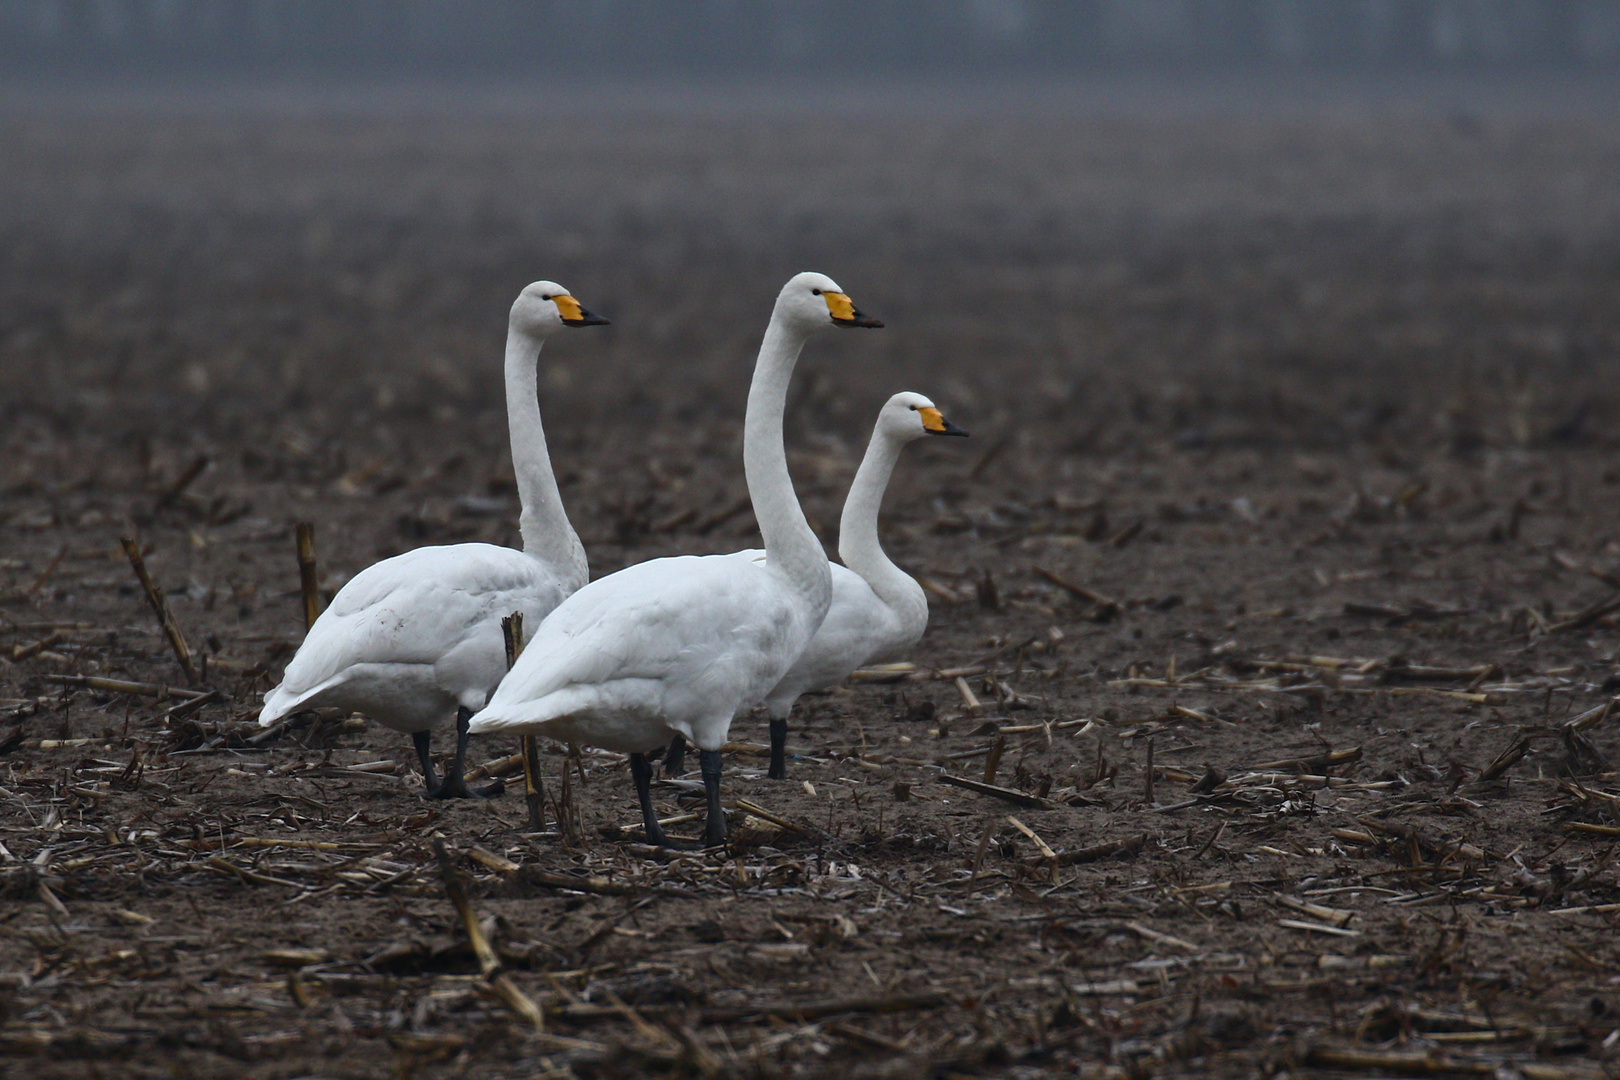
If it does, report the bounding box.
[5,0,1620,75]
[3,0,1619,494]
[10,11,1620,1074]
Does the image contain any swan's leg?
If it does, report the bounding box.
[629,752,669,847]
[700,749,728,847]
[412,730,441,795]
[767,718,789,780]
[429,707,504,800]
[662,734,688,777]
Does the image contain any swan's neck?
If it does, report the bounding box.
[837,427,927,627]
[746,317,832,623]
[505,329,588,591]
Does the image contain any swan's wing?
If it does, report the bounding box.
[764,564,903,707]
[260,544,568,724]
[828,562,926,667]
[472,554,803,737]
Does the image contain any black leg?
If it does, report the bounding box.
[412,730,441,795]
[429,707,503,800]
[662,734,688,777]
[768,717,788,780]
[630,753,668,847]
[700,749,727,847]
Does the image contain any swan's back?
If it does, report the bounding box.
[472,552,815,751]
[260,543,570,729]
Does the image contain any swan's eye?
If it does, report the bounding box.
[540,294,554,301]
[811,288,822,295]
[910,405,918,410]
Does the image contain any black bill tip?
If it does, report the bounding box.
[832,310,884,329]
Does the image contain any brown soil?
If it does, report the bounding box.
[3,85,1620,1079]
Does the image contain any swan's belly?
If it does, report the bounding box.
[541,712,674,755]
[304,664,461,734]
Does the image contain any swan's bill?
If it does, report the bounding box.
[554,294,611,327]
[823,291,884,329]
[919,406,969,437]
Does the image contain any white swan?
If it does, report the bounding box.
[470,272,882,846]
[259,282,608,798]
[665,391,967,780]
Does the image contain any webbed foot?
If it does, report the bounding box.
[425,707,503,800]
[427,774,504,800]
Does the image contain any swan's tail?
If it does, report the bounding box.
[468,684,600,736]
[258,683,304,726]
[259,673,344,726]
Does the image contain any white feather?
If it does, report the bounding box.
[259,544,571,731]
[469,553,814,751]
[728,558,920,716]
[730,391,954,722]
[258,281,600,741]
[471,272,871,761]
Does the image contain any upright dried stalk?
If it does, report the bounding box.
[120,536,198,685]
[503,612,546,832]
[295,523,320,632]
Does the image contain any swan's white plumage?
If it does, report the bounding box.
[258,281,602,751]
[471,272,874,766]
[729,391,956,722]
[726,556,917,717]
[469,553,812,752]
[259,544,571,731]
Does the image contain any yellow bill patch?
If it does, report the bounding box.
[823,292,858,321]
[553,295,586,322]
[918,407,948,433]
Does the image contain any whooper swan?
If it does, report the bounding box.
[665,391,966,779]
[469,272,881,846]
[259,282,608,797]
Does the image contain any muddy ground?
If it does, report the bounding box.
[3,81,1620,1079]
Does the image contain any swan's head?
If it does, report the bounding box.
[510,280,610,336]
[776,271,884,332]
[881,391,969,441]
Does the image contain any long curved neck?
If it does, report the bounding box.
[505,327,588,591]
[746,315,832,622]
[837,426,927,623]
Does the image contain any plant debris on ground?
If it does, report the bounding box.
[2,85,1619,1078]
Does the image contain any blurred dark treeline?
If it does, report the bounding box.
[3,0,1619,76]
